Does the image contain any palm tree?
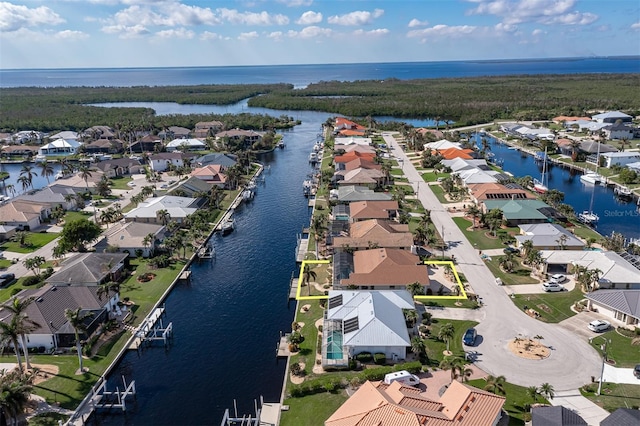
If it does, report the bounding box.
[499,253,515,273]
[413,226,428,246]
[99,209,115,228]
[380,162,392,186]
[526,385,540,404]
[410,336,425,358]
[156,209,171,226]
[302,264,317,296]
[5,184,16,198]
[438,323,455,353]
[17,176,30,194]
[467,204,481,228]
[0,369,33,426]
[5,297,39,370]
[520,239,534,259]
[310,214,327,260]
[439,356,473,383]
[142,233,155,257]
[539,382,555,400]
[406,281,424,296]
[78,165,93,192]
[97,281,119,302]
[64,308,93,373]
[37,161,54,184]
[19,165,37,191]
[404,309,418,327]
[484,375,507,395]
[0,318,24,373]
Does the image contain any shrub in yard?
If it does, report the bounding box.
[360,366,390,381]
[290,362,304,377]
[422,311,432,320]
[393,361,422,374]
[374,353,386,365]
[355,352,372,362]
[23,276,41,286]
[348,358,358,370]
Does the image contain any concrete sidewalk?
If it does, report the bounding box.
[551,390,609,426]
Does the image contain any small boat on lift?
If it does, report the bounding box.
[221,219,234,235]
[197,244,215,259]
[614,185,633,199]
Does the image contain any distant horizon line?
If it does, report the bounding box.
[2,55,638,72]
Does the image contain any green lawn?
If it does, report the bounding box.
[422,172,450,182]
[582,382,640,412]
[281,390,349,426]
[422,298,480,309]
[452,217,516,250]
[468,378,549,425]
[428,185,452,204]
[511,286,585,323]
[423,319,479,365]
[62,210,93,224]
[0,232,59,254]
[571,225,604,243]
[485,257,538,285]
[109,176,134,190]
[589,329,640,368]
[0,258,12,270]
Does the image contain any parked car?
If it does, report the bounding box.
[463,328,477,346]
[542,282,564,292]
[503,247,519,255]
[0,273,15,288]
[634,365,640,379]
[549,274,567,284]
[588,319,611,332]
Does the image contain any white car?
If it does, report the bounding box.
[588,319,611,332]
[127,181,136,187]
[549,274,567,284]
[542,282,563,292]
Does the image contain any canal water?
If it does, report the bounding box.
[474,134,640,240]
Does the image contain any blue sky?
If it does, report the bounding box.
[1,0,639,69]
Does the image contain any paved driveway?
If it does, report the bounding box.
[603,364,640,384]
[559,311,614,340]
[383,133,601,391]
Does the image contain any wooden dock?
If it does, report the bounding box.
[276,333,292,357]
[289,277,299,299]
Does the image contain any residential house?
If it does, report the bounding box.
[334,117,366,133]
[0,284,118,351]
[325,380,505,426]
[441,158,490,173]
[556,138,577,156]
[343,158,381,172]
[1,145,40,158]
[591,111,633,124]
[49,131,80,142]
[531,406,587,426]
[564,120,608,133]
[600,408,640,426]
[124,195,201,224]
[83,125,116,140]
[38,139,81,158]
[94,158,144,178]
[599,152,640,168]
[334,186,393,203]
[333,144,376,155]
[158,126,191,140]
[0,225,17,242]
[334,136,372,146]
[348,200,399,222]
[331,219,413,251]
[580,140,617,155]
[437,147,476,160]
[482,199,562,226]
[334,151,376,171]
[602,123,635,141]
[468,182,535,204]
[338,248,429,291]
[337,129,366,137]
[417,127,444,140]
[94,222,166,258]
[169,176,213,197]
[130,134,162,153]
[47,252,129,286]
[515,223,585,250]
[149,152,184,172]
[540,251,640,289]
[586,290,640,328]
[0,200,48,230]
[166,138,206,152]
[215,129,263,147]
[53,170,105,194]
[194,152,238,168]
[322,290,415,367]
[627,162,640,173]
[8,130,44,144]
[190,164,227,187]
[193,121,224,138]
[455,168,501,186]
[15,187,76,211]
[84,139,123,155]
[500,123,554,141]
[424,139,462,151]
[336,168,384,188]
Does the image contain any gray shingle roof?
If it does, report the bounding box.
[600,408,640,426]
[586,290,640,319]
[531,406,586,426]
[48,252,128,285]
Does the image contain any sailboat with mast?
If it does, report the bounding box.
[580,141,603,185]
[578,182,599,225]
[533,147,549,194]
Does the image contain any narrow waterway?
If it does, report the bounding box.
[97,111,327,425]
[474,134,640,240]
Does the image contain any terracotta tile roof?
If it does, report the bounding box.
[0,201,42,222]
[339,129,366,137]
[335,152,376,163]
[349,201,399,220]
[334,144,376,154]
[333,219,413,249]
[338,168,384,185]
[341,248,428,287]
[326,380,505,426]
[344,158,382,171]
[190,164,227,184]
[437,148,475,160]
[335,117,366,131]
[468,182,535,201]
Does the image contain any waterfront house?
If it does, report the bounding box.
[335,186,393,203]
[7,130,45,144]
[338,248,429,290]
[627,161,640,173]
[333,144,376,155]
[1,145,39,158]
[84,139,124,155]
[194,152,238,168]
[334,136,372,146]
[49,131,80,142]
[325,379,505,426]
[482,199,562,226]
[166,138,206,152]
[602,123,635,141]
[531,406,587,426]
[159,126,191,140]
[331,219,413,252]
[338,129,366,137]
[515,223,585,250]
[15,187,76,211]
[468,182,535,204]
[38,139,81,158]
[124,195,201,224]
[190,164,228,187]
[94,222,166,258]
[591,111,633,124]
[0,200,48,230]
[335,168,384,188]
[215,129,263,147]
[149,152,184,172]
[348,200,399,222]
[322,290,415,367]
[436,147,476,160]
[53,170,104,194]
[94,157,144,177]
[343,158,381,172]
[417,127,445,140]
[599,151,640,168]
[169,176,213,197]
[193,121,224,138]
[424,139,462,151]
[580,140,617,155]
[47,252,129,286]
[334,151,377,170]
[130,134,162,153]
[540,250,640,289]
[455,168,502,186]
[0,284,118,351]
[334,117,366,133]
[586,290,640,328]
[83,125,117,140]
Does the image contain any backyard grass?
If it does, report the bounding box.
[582,382,640,412]
[511,286,585,323]
[423,319,479,365]
[280,390,349,426]
[468,378,549,426]
[589,329,640,368]
[452,217,517,250]
[485,257,538,285]
[0,232,59,253]
[571,224,605,243]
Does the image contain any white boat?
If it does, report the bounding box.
[197,245,215,259]
[533,147,549,194]
[242,189,254,201]
[578,211,599,225]
[614,185,633,199]
[277,141,285,149]
[580,172,602,185]
[221,219,234,235]
[309,152,318,163]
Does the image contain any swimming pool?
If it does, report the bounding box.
[326,330,344,360]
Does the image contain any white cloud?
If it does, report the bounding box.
[408,19,428,28]
[352,28,389,36]
[276,0,313,6]
[238,31,259,40]
[0,2,65,32]
[287,25,332,38]
[218,8,289,26]
[327,9,384,26]
[407,24,477,41]
[267,31,283,41]
[55,29,89,40]
[155,27,194,39]
[467,0,597,26]
[200,31,224,40]
[494,22,516,33]
[631,22,640,31]
[532,28,544,36]
[101,23,150,38]
[296,11,322,25]
[110,4,221,27]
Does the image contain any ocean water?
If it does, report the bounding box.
[1,57,638,88]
